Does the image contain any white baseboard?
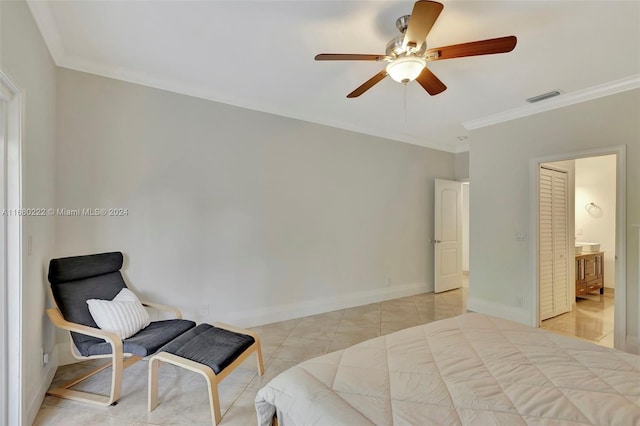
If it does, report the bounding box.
[467,297,532,326]
[625,336,640,355]
[217,282,431,328]
[25,346,59,425]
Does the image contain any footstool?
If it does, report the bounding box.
[148,322,264,425]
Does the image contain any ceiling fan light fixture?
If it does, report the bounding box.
[386,56,426,84]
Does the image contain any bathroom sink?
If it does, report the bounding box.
[576,242,600,252]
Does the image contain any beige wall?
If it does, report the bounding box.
[0,0,57,422]
[469,89,640,351]
[454,151,469,181]
[55,68,454,330]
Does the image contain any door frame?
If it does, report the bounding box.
[529,145,626,350]
[0,70,23,426]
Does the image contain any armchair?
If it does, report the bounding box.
[46,252,196,406]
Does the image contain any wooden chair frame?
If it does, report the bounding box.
[148,322,264,425]
[46,299,182,407]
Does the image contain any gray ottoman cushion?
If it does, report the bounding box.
[158,323,255,374]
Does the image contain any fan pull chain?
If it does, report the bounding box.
[403,84,408,122]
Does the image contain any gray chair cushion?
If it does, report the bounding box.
[49,252,124,284]
[49,253,129,353]
[158,323,255,374]
[48,252,196,357]
[84,319,196,357]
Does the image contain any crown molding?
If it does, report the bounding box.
[58,53,457,152]
[463,74,640,130]
[25,0,457,153]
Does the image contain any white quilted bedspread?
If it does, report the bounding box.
[255,313,640,425]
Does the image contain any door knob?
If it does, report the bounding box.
[433,240,442,244]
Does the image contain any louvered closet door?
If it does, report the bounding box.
[539,167,569,321]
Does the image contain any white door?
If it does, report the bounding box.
[539,167,570,320]
[434,179,463,293]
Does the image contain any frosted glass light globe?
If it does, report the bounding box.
[386,56,426,84]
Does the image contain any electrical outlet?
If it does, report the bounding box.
[516,296,524,307]
[386,277,392,287]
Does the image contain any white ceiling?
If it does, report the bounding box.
[28,1,640,153]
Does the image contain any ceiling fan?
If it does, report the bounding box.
[315,0,517,98]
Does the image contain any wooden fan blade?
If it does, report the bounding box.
[315,54,385,61]
[416,67,446,96]
[403,1,444,51]
[347,70,388,98]
[426,36,517,61]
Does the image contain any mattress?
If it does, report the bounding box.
[255,313,640,425]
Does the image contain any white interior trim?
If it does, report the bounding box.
[205,282,430,329]
[529,145,627,351]
[464,74,640,131]
[0,70,23,426]
[59,55,456,153]
[467,296,531,325]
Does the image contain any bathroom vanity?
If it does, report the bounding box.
[575,251,604,297]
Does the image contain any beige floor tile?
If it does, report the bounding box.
[338,310,381,329]
[542,292,614,347]
[34,405,138,426]
[333,324,380,340]
[219,390,260,426]
[246,357,298,390]
[342,303,380,316]
[249,318,298,336]
[597,331,614,347]
[38,290,471,425]
[297,309,344,324]
[288,320,339,340]
[271,336,331,362]
[327,334,376,352]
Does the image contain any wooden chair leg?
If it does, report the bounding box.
[148,356,160,412]
[203,372,222,426]
[46,355,140,407]
[256,342,265,376]
[148,352,222,426]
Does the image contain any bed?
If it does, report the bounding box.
[255,313,640,425]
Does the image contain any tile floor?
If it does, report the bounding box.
[541,289,615,347]
[34,285,615,425]
[34,288,467,425]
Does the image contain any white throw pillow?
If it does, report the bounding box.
[87,288,151,339]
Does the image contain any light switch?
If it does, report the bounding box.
[516,232,527,241]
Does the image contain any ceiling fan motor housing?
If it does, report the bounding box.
[396,15,410,33]
[386,34,426,58]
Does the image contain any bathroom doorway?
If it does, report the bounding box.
[537,153,619,348]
